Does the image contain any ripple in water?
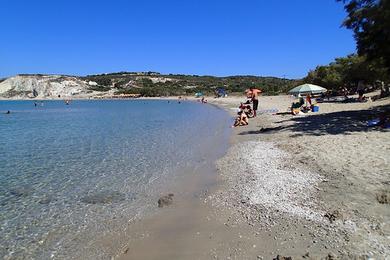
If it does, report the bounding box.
[0,100,231,259]
[80,191,127,204]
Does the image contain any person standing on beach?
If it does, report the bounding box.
[247,87,262,117]
[342,85,349,100]
[357,80,365,102]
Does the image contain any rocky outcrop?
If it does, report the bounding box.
[0,75,92,98]
[158,193,174,208]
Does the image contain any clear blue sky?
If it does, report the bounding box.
[0,0,355,79]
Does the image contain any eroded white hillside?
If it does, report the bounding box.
[0,75,92,98]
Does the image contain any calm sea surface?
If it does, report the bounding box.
[0,100,231,259]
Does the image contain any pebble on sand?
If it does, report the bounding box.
[158,193,174,208]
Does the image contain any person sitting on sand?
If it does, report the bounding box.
[290,97,306,115]
[305,94,312,107]
[304,94,317,110]
[291,102,301,115]
[239,103,254,118]
[233,111,249,127]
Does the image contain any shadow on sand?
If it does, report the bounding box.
[239,104,390,137]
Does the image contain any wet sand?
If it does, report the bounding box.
[114,93,389,260]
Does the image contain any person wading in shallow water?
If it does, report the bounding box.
[247,87,262,117]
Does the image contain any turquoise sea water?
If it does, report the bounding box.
[0,100,231,259]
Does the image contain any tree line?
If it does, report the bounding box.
[304,0,389,94]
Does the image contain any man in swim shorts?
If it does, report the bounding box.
[248,87,262,117]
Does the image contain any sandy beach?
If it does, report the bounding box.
[2,0,389,258]
[113,93,390,260]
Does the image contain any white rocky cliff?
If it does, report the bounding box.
[0,75,94,98]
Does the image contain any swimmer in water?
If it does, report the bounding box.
[5,110,10,114]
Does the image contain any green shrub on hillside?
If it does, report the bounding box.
[79,73,299,96]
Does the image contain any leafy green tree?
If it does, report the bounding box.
[338,0,390,71]
[304,54,388,89]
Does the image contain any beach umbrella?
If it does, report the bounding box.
[195,92,203,98]
[288,84,327,95]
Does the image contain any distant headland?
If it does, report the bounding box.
[0,72,298,99]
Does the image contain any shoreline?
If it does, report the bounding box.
[2,95,389,258]
[0,95,198,101]
[0,99,231,259]
[115,94,389,259]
